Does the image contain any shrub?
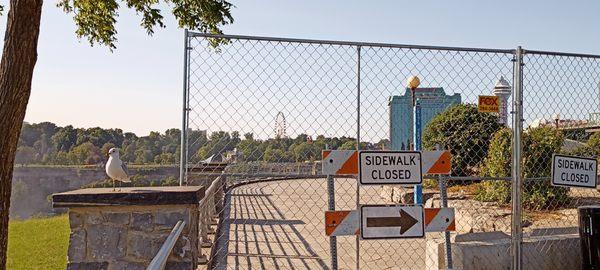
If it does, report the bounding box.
[423,104,503,176]
[567,132,600,157]
[475,128,512,204]
[522,127,569,210]
[476,127,570,210]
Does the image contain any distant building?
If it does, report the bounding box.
[389,87,461,150]
[493,76,511,126]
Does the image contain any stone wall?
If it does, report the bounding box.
[10,166,178,219]
[67,205,198,270]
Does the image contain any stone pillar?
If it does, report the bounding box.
[53,186,205,270]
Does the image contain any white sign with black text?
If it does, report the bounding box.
[551,154,597,189]
[359,151,422,185]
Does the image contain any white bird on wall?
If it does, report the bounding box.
[106,148,131,189]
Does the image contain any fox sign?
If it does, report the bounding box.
[478,95,500,113]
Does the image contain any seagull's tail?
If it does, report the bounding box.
[120,177,132,183]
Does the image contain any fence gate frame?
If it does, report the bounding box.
[511,46,524,270]
[180,30,600,270]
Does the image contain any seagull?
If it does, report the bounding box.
[106,148,131,190]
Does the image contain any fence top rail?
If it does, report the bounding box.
[187,31,515,54]
[524,49,600,59]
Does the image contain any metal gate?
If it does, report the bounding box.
[181,31,600,269]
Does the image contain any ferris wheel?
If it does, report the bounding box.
[275,112,287,139]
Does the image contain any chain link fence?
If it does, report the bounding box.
[520,52,600,269]
[182,31,600,269]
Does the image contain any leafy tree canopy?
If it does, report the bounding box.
[422,104,503,176]
[56,0,234,49]
[16,121,381,165]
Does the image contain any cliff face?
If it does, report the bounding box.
[10,166,179,219]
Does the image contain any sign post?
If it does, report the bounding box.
[414,98,423,204]
[324,145,338,270]
[358,151,422,185]
[551,154,598,188]
[360,205,425,239]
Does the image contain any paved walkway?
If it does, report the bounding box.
[210,178,428,270]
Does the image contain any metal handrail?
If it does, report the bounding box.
[147,220,186,270]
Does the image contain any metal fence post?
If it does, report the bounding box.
[511,46,524,270]
[180,29,190,186]
[356,45,362,270]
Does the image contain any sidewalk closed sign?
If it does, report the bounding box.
[359,151,422,185]
[551,154,597,189]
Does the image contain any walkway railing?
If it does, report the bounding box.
[147,220,187,270]
[198,174,226,264]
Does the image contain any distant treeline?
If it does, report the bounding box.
[15,122,389,165]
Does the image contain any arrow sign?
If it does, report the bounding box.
[366,209,418,234]
[361,205,424,239]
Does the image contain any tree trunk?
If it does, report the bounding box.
[0,0,43,268]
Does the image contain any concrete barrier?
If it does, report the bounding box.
[426,229,580,270]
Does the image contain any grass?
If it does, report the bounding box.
[7,215,69,270]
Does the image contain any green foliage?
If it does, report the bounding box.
[423,104,503,176]
[196,131,239,160]
[589,132,600,151]
[236,133,264,162]
[17,122,382,165]
[475,128,512,204]
[16,122,180,165]
[568,132,600,157]
[7,215,69,269]
[422,179,438,189]
[522,127,563,179]
[476,127,570,210]
[154,153,177,164]
[338,141,371,150]
[339,141,357,150]
[475,179,511,204]
[522,127,569,210]
[57,0,234,49]
[263,147,290,163]
[481,128,512,178]
[70,142,102,164]
[290,142,320,162]
[100,142,116,158]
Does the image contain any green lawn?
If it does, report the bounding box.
[7,215,69,270]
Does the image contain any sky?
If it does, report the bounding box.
[3,0,600,136]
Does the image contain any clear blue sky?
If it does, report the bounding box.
[4,0,600,135]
